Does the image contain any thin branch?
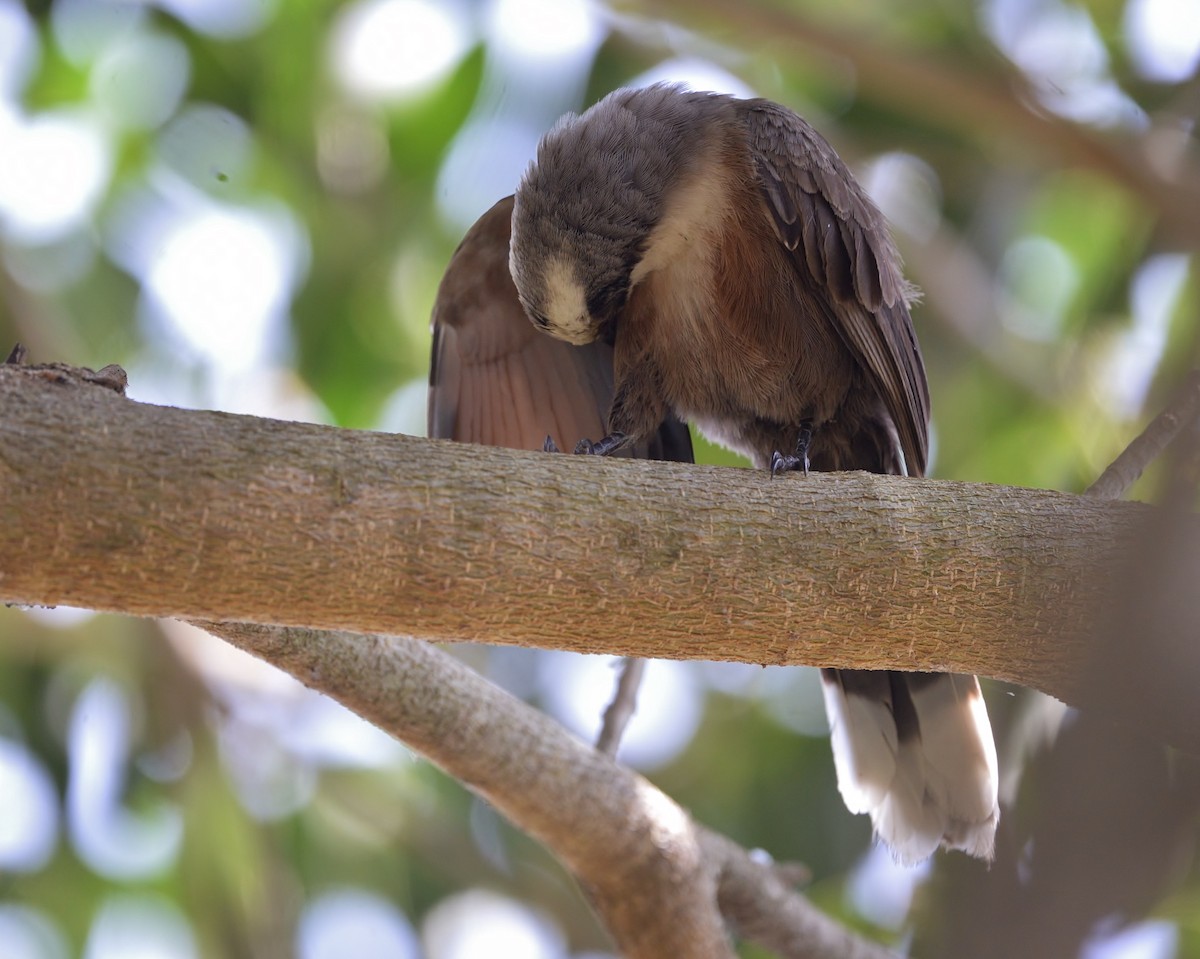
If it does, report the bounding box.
[596,657,646,756]
[1077,378,1200,740]
[197,622,895,959]
[705,832,885,959]
[1085,370,1200,500]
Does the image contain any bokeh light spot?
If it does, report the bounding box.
[998,235,1079,341]
[83,895,197,959]
[485,0,602,61]
[0,904,69,959]
[0,111,111,244]
[156,0,276,40]
[423,890,563,959]
[0,0,39,98]
[299,890,420,959]
[143,202,304,372]
[629,57,755,97]
[1124,0,1200,82]
[68,679,183,880]
[50,0,145,67]
[847,843,929,928]
[156,104,254,191]
[91,30,190,130]
[1082,919,1178,959]
[332,0,471,99]
[0,739,59,871]
[864,152,942,243]
[1102,253,1186,417]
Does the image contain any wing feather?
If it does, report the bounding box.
[738,101,930,475]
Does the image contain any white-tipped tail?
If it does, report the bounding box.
[821,670,999,865]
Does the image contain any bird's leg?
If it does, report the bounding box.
[568,364,664,457]
[574,432,629,456]
[544,432,630,456]
[770,420,814,477]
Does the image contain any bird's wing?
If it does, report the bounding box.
[428,195,693,462]
[738,101,930,476]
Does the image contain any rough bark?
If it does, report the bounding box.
[197,621,894,959]
[3,365,1197,748]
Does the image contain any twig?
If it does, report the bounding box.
[596,657,647,756]
[3,343,127,394]
[1085,371,1200,500]
[705,832,895,959]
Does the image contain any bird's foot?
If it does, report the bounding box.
[573,432,628,456]
[771,450,808,476]
[543,435,561,453]
[770,422,813,477]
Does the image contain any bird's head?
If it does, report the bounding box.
[510,85,710,345]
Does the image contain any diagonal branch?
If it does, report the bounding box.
[1085,370,1200,500]
[197,621,895,959]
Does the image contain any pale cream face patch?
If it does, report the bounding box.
[541,255,593,345]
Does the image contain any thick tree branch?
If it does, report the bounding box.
[1,367,1199,751]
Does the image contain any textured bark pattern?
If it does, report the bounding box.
[1,367,1196,748]
[203,622,733,957]
[198,621,894,959]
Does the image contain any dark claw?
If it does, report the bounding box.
[543,435,561,453]
[574,432,627,456]
[770,422,814,477]
[771,451,807,477]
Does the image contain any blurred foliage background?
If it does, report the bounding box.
[2,0,1200,956]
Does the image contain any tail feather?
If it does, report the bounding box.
[821,670,897,815]
[821,669,999,864]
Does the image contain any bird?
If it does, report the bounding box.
[428,193,693,463]
[503,82,999,863]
